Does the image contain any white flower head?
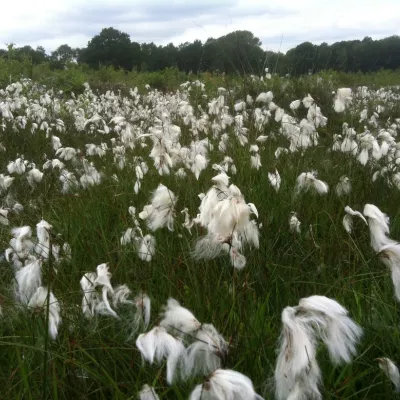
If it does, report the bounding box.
[343,206,368,234]
[139,384,160,400]
[268,170,281,192]
[289,212,301,234]
[136,326,185,384]
[160,298,201,335]
[15,258,42,304]
[377,357,400,392]
[295,171,328,196]
[183,323,228,379]
[28,286,61,340]
[190,369,263,400]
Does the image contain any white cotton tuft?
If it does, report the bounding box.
[181,208,195,233]
[275,107,285,122]
[80,272,97,318]
[228,246,247,269]
[26,168,44,188]
[182,323,227,379]
[35,219,52,259]
[160,298,201,335]
[175,167,187,178]
[120,228,134,246]
[377,357,400,392]
[342,214,353,234]
[10,225,33,257]
[134,179,141,194]
[28,286,61,340]
[137,234,156,262]
[139,184,177,231]
[275,296,362,400]
[206,184,254,239]
[336,176,351,197]
[112,284,133,308]
[191,153,208,180]
[290,99,301,110]
[298,295,363,364]
[136,326,185,385]
[343,206,368,234]
[15,258,42,304]
[189,384,203,400]
[0,209,9,226]
[256,91,273,103]
[234,101,246,112]
[256,135,268,143]
[96,264,118,318]
[190,369,264,400]
[95,263,113,291]
[80,264,119,319]
[378,244,400,302]
[134,292,151,329]
[192,233,226,261]
[139,384,160,400]
[250,153,262,170]
[8,158,26,175]
[289,212,301,234]
[268,170,281,192]
[334,88,352,113]
[363,204,392,251]
[275,306,321,400]
[295,171,328,196]
[0,173,15,194]
[362,204,400,302]
[302,94,314,108]
[196,175,259,255]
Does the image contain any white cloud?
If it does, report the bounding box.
[0,0,399,53]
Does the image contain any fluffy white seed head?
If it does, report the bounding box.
[28,286,61,340]
[295,171,328,196]
[182,323,228,379]
[343,206,368,234]
[190,369,263,400]
[140,184,177,231]
[268,170,281,192]
[15,258,42,304]
[363,204,393,251]
[275,306,321,400]
[134,292,151,329]
[159,298,201,335]
[136,326,185,384]
[298,295,363,364]
[139,384,160,400]
[377,357,400,392]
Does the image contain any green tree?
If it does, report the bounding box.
[286,42,316,75]
[79,27,135,70]
[51,44,78,66]
[177,40,203,73]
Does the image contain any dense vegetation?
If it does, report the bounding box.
[1,66,400,398]
[2,28,400,75]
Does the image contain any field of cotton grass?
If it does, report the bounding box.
[1,72,400,399]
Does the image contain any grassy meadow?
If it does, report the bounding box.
[1,66,400,399]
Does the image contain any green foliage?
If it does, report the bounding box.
[0,57,33,87]
[78,27,141,71]
[0,71,400,398]
[2,29,400,76]
[284,35,400,75]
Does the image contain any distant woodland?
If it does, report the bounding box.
[2,28,400,75]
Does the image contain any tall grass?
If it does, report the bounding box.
[0,71,400,399]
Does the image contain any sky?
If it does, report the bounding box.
[1,0,399,54]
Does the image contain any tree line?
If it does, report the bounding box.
[2,28,400,76]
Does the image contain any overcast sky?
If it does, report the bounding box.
[1,0,399,53]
